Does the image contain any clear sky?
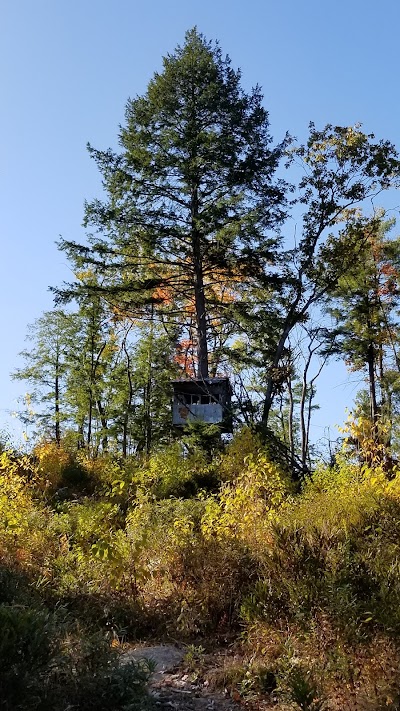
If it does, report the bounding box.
[2,0,400,447]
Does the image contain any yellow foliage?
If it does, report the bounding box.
[0,451,53,570]
[338,412,391,467]
[202,453,292,548]
[34,441,70,490]
[218,427,264,481]
[0,453,28,535]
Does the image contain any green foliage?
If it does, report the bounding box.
[132,442,218,499]
[183,643,206,671]
[201,451,293,550]
[0,604,54,708]
[126,492,255,634]
[285,667,325,711]
[238,463,400,646]
[4,424,400,707]
[181,420,223,459]
[11,310,75,443]
[323,214,400,451]
[56,26,288,393]
[119,324,179,453]
[0,604,152,711]
[0,451,55,572]
[52,629,153,711]
[218,426,264,481]
[33,441,92,498]
[54,499,122,550]
[216,660,278,699]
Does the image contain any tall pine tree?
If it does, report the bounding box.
[56,28,288,378]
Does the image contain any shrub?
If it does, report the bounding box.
[237,465,400,634]
[51,626,153,711]
[53,499,123,550]
[201,452,293,551]
[0,453,56,574]
[127,494,256,634]
[0,604,54,707]
[218,426,265,481]
[33,441,91,497]
[132,442,218,499]
[0,604,152,711]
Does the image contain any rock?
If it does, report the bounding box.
[122,644,185,680]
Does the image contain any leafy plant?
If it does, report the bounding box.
[0,604,54,707]
[286,667,326,711]
[0,603,152,711]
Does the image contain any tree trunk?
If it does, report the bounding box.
[262,320,294,424]
[77,421,85,450]
[87,330,96,447]
[287,377,295,461]
[306,386,315,470]
[300,347,314,470]
[122,342,134,458]
[143,382,152,455]
[54,348,61,446]
[96,399,108,452]
[191,185,209,379]
[300,382,307,471]
[367,341,378,426]
[87,396,93,447]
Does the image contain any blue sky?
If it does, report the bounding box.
[2,0,400,446]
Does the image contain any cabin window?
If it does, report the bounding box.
[177,393,218,406]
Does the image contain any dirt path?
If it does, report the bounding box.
[123,644,245,710]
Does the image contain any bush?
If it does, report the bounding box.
[0,604,152,711]
[132,442,218,499]
[51,627,153,711]
[235,463,400,708]
[238,465,400,635]
[3,437,400,708]
[201,452,293,551]
[33,441,92,497]
[0,454,56,574]
[218,426,265,481]
[53,499,123,550]
[0,564,38,606]
[0,604,54,707]
[127,494,257,634]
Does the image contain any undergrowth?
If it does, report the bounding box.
[2,429,400,708]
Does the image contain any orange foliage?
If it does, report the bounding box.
[152,284,174,305]
[174,337,197,376]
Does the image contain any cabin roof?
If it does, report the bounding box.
[172,377,232,395]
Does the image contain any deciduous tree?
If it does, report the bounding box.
[12,310,75,444]
[254,125,400,425]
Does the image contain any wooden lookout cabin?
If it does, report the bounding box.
[172,377,232,432]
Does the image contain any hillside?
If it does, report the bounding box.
[2,427,400,709]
